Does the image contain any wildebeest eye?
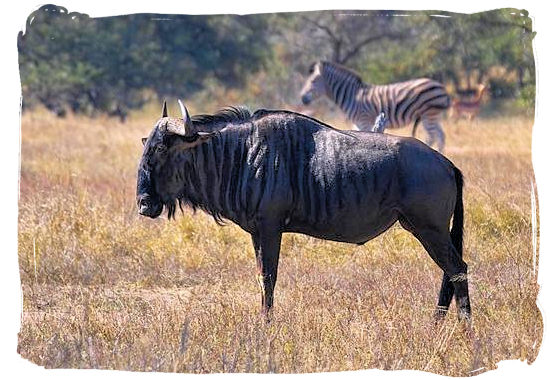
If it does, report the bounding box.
[308,63,316,74]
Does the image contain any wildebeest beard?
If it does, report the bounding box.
[165,198,212,223]
[166,199,178,220]
[172,192,227,226]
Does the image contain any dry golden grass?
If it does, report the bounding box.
[17,107,541,375]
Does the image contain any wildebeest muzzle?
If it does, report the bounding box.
[137,193,163,218]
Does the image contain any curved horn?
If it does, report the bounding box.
[161,100,168,118]
[164,99,194,137]
[179,99,194,136]
[178,99,191,124]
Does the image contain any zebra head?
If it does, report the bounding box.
[136,100,214,218]
[300,62,325,105]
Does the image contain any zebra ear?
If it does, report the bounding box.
[161,100,168,118]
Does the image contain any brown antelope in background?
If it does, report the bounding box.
[449,84,488,121]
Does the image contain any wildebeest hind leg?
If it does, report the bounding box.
[436,274,454,319]
[251,222,282,319]
[419,229,470,321]
[399,216,450,317]
[400,220,471,321]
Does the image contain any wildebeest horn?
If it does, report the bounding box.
[178,99,190,122]
[163,99,193,137]
[161,100,168,118]
[165,119,188,136]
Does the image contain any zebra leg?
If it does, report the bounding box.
[422,122,445,152]
[424,126,436,147]
[435,125,446,152]
[251,221,282,318]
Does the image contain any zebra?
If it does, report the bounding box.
[137,100,471,321]
[299,61,451,151]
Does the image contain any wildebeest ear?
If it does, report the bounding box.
[179,131,215,150]
[141,137,148,146]
[196,131,214,141]
[161,100,168,118]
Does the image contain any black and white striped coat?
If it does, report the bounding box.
[300,61,450,151]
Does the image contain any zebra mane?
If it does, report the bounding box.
[320,61,364,86]
[191,106,252,127]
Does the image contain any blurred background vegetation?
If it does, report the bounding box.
[18,5,535,120]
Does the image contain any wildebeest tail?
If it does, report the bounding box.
[450,166,464,257]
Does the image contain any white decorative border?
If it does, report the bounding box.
[3,1,548,379]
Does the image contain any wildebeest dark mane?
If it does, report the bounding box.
[250,108,360,141]
[260,108,355,130]
[191,106,252,128]
[192,106,357,138]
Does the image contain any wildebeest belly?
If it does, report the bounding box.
[286,205,399,244]
[285,177,401,245]
[287,135,401,243]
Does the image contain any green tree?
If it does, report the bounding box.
[18,5,272,118]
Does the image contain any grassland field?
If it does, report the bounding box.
[17,104,542,375]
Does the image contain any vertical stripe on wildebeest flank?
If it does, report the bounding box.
[136,101,471,321]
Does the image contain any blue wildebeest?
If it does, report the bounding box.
[136,101,471,321]
[300,61,450,151]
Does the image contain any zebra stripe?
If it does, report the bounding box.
[302,61,450,151]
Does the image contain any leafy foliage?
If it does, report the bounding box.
[18,5,271,118]
[18,5,535,118]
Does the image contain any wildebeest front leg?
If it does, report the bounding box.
[251,223,282,317]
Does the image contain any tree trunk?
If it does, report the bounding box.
[518,66,525,88]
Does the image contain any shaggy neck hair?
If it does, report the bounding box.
[164,107,256,224]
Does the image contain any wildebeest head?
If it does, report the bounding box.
[300,61,325,105]
[136,100,214,218]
